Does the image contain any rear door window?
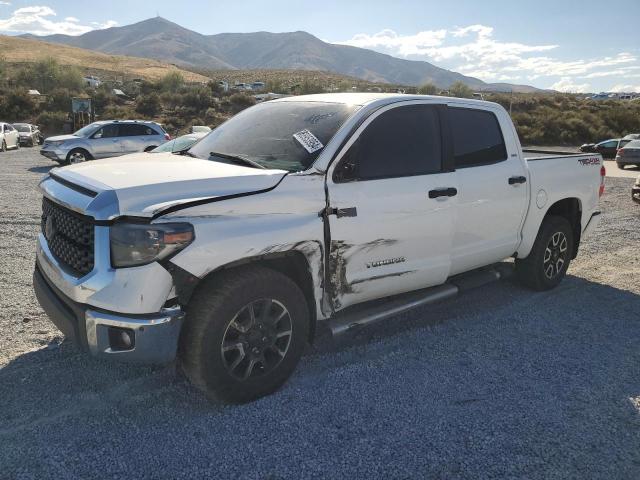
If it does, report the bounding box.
[449,108,507,168]
[338,104,443,181]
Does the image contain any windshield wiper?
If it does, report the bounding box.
[209,151,266,169]
[177,149,199,157]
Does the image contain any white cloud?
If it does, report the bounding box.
[0,5,117,36]
[610,84,640,92]
[549,77,591,93]
[335,25,639,91]
[341,28,447,56]
[0,1,11,5]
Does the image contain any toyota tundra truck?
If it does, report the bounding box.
[33,93,605,403]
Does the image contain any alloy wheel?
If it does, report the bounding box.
[543,231,568,279]
[69,152,86,164]
[221,298,293,381]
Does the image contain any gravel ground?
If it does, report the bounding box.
[1,148,639,479]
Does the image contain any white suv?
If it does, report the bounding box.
[40,120,169,164]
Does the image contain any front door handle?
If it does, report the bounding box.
[508,175,527,185]
[428,187,457,199]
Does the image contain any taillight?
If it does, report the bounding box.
[164,133,171,140]
[599,165,606,197]
[617,148,624,156]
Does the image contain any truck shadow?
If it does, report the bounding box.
[2,273,640,476]
[28,165,55,174]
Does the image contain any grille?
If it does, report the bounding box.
[41,197,95,277]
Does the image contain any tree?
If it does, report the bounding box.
[418,83,438,95]
[449,81,474,99]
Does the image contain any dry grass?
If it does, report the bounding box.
[0,35,210,83]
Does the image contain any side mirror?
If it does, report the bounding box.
[334,140,360,183]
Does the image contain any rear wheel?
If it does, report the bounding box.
[1,140,6,152]
[180,266,310,403]
[617,163,625,169]
[516,215,574,291]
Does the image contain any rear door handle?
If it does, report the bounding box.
[428,187,457,199]
[508,176,527,185]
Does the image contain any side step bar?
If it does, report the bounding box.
[327,264,512,336]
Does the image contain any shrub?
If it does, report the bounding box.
[135,92,161,117]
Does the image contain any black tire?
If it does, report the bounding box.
[1,140,6,152]
[516,215,574,291]
[66,148,91,165]
[180,266,310,404]
[144,146,157,152]
[15,141,20,150]
[617,163,624,169]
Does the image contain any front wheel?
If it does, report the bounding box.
[180,266,310,404]
[66,149,90,164]
[516,215,574,291]
[1,140,6,152]
[617,163,625,169]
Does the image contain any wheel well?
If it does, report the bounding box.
[545,198,581,258]
[196,252,317,342]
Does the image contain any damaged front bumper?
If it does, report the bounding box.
[33,263,184,364]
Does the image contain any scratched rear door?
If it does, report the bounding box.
[325,101,457,311]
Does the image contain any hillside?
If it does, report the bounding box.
[28,17,540,92]
[0,34,210,83]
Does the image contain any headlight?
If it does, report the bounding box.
[48,140,65,147]
[110,223,194,268]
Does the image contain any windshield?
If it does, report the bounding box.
[74,123,100,137]
[151,135,202,153]
[188,101,360,171]
[14,125,30,133]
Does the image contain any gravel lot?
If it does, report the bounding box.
[1,148,639,479]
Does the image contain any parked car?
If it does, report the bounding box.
[150,132,207,153]
[632,175,640,203]
[580,138,631,158]
[190,125,212,134]
[40,120,170,164]
[33,93,604,403]
[616,140,640,169]
[0,122,20,151]
[13,123,43,147]
[622,133,640,140]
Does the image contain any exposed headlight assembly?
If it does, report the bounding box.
[110,223,194,268]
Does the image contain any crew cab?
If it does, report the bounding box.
[33,94,604,403]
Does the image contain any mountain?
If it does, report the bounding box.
[26,17,539,92]
[0,34,211,82]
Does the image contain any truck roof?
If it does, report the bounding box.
[272,92,500,108]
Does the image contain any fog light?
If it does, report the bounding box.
[107,327,136,351]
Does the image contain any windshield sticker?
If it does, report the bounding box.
[293,129,324,153]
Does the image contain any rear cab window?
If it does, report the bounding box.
[449,107,507,168]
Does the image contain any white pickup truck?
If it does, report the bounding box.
[33,93,605,403]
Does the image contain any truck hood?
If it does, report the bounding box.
[44,152,288,219]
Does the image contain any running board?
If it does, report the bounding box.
[327,264,511,336]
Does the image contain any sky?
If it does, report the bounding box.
[1,0,639,92]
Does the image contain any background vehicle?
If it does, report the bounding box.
[190,126,212,134]
[40,120,170,164]
[580,138,631,158]
[13,123,43,147]
[150,132,207,153]
[0,122,20,151]
[615,140,640,169]
[33,93,604,404]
